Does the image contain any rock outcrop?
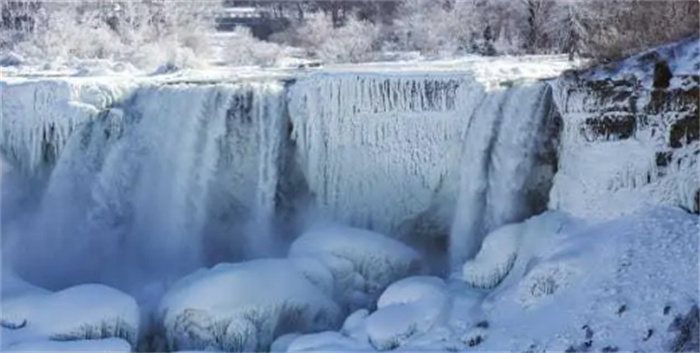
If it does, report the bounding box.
[549,37,699,218]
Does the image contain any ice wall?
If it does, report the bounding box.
[0,79,131,174]
[288,74,477,235]
[1,80,287,288]
[289,73,556,268]
[1,69,558,288]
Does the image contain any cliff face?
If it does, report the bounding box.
[549,38,699,219]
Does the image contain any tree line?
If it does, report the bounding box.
[1,0,698,66]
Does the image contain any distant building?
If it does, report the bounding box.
[216,3,289,39]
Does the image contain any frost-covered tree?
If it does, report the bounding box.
[546,1,591,61]
[518,0,555,54]
[272,11,380,63]
[1,0,221,69]
[391,0,456,53]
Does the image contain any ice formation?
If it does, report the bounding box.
[377,276,448,309]
[288,224,423,310]
[1,79,288,287]
[450,81,555,266]
[289,73,556,268]
[1,61,563,291]
[158,259,341,352]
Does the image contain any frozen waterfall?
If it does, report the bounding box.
[289,73,556,268]
[1,80,287,288]
[1,71,556,290]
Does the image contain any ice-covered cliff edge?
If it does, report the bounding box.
[549,37,699,219]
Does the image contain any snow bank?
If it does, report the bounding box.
[288,224,423,310]
[158,259,342,352]
[1,282,139,350]
[474,207,699,352]
[289,70,558,269]
[288,73,475,237]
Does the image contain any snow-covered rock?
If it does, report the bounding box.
[365,303,423,351]
[377,276,448,310]
[286,331,372,352]
[461,224,520,289]
[2,338,131,352]
[1,282,139,349]
[340,309,369,339]
[549,37,699,219]
[158,259,342,352]
[365,277,450,351]
[289,224,423,310]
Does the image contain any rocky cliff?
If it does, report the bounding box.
[549,37,699,219]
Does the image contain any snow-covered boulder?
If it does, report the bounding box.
[365,276,450,351]
[462,223,520,289]
[1,282,139,350]
[270,333,301,353]
[158,259,342,352]
[340,308,369,340]
[2,338,131,352]
[286,331,372,352]
[366,304,422,351]
[289,224,423,310]
[377,276,448,309]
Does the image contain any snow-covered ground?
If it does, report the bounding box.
[282,207,699,352]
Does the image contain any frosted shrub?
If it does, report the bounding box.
[277,12,380,63]
[225,26,283,67]
[16,6,126,65]
[391,1,456,54]
[3,1,218,71]
[316,16,380,63]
